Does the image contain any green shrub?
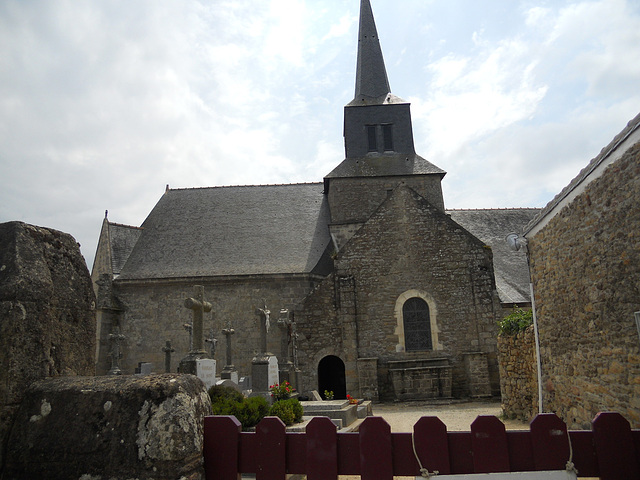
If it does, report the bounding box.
[208,384,244,403]
[270,400,295,425]
[269,398,303,425]
[289,398,303,423]
[209,385,269,430]
[235,396,270,429]
[498,307,533,335]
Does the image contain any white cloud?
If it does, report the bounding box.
[1,0,640,269]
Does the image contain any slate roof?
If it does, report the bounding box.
[325,153,446,181]
[525,111,640,234]
[117,184,332,281]
[107,222,142,276]
[448,208,541,304]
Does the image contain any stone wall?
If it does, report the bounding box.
[102,275,323,377]
[528,142,640,429]
[299,185,503,400]
[497,325,538,422]
[3,374,211,480]
[0,222,96,469]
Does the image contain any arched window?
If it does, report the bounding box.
[402,297,432,351]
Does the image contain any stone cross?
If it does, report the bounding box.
[256,302,270,354]
[183,323,193,351]
[205,329,217,358]
[184,285,212,354]
[277,308,292,362]
[291,320,299,369]
[108,326,126,375]
[222,326,235,368]
[162,340,175,373]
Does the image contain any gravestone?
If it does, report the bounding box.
[107,326,126,375]
[135,362,152,375]
[221,326,238,384]
[239,376,252,391]
[251,303,279,398]
[162,340,174,373]
[196,358,216,390]
[178,285,211,375]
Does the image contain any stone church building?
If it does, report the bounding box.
[92,0,538,401]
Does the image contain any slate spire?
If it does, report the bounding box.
[351,0,391,105]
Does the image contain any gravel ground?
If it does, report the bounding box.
[367,399,529,432]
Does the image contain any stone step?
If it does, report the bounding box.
[300,400,349,412]
[300,401,359,427]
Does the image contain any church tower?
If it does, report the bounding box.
[324,0,447,250]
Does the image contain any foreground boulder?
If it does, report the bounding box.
[0,221,96,468]
[3,374,212,480]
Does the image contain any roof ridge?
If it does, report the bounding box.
[167,182,323,192]
[447,207,541,212]
[108,221,143,230]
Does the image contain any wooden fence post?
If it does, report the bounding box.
[592,412,640,480]
[530,413,571,471]
[470,415,510,473]
[413,416,451,475]
[256,416,287,480]
[307,417,338,480]
[204,415,242,480]
[359,417,393,480]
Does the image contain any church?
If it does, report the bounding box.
[92,0,538,401]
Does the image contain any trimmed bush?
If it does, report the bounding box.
[208,384,244,403]
[269,400,295,426]
[209,385,269,430]
[269,398,303,425]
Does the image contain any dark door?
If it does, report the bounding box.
[318,355,347,399]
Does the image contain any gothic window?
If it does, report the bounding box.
[382,124,393,151]
[402,297,432,351]
[367,125,377,152]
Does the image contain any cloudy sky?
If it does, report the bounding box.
[1,0,639,270]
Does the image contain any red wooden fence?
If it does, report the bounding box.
[203,412,640,479]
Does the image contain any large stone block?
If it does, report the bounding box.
[0,221,96,468]
[3,374,211,480]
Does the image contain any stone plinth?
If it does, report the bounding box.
[251,354,279,397]
[388,358,452,400]
[300,400,359,429]
[463,352,492,398]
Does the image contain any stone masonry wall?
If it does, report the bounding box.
[528,142,640,429]
[497,325,538,422]
[301,185,502,400]
[104,275,322,378]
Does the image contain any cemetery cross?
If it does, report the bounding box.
[184,285,212,354]
[162,340,175,373]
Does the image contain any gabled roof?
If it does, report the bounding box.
[117,184,332,281]
[448,208,541,305]
[108,222,143,276]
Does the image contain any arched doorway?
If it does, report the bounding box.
[317,355,346,399]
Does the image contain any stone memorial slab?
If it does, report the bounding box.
[221,370,239,384]
[268,355,279,387]
[135,362,152,375]
[196,359,216,390]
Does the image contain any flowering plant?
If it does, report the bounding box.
[347,394,358,404]
[269,381,294,401]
